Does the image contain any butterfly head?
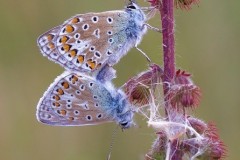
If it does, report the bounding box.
[118,108,134,129]
[125,1,146,22]
[127,0,138,9]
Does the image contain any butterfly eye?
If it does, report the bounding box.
[120,121,130,128]
[127,5,136,9]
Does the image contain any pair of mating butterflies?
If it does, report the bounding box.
[36,1,154,129]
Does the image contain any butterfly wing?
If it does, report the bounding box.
[37,11,131,73]
[36,71,113,126]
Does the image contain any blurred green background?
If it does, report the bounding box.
[0,0,239,159]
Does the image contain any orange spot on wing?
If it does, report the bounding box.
[53,95,60,101]
[53,102,60,107]
[71,75,78,84]
[77,55,84,63]
[71,17,80,24]
[61,82,70,89]
[47,34,54,41]
[60,36,69,44]
[70,49,77,58]
[57,88,64,95]
[48,42,55,49]
[87,60,96,70]
[65,25,74,33]
[68,117,74,121]
[60,110,67,115]
[63,44,71,52]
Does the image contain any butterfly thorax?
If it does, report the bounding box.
[125,4,147,39]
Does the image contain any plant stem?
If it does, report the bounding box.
[159,1,176,159]
[160,0,175,111]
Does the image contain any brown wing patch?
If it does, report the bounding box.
[38,11,127,71]
[37,72,113,126]
[37,11,127,72]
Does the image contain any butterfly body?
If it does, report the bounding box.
[36,71,134,128]
[37,2,147,74]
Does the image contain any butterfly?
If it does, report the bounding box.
[37,1,156,75]
[36,71,134,129]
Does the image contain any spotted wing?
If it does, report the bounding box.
[37,10,129,72]
[36,71,113,126]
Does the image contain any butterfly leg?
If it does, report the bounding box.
[135,45,151,63]
[144,23,162,33]
[140,6,158,11]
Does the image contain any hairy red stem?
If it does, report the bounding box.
[160,0,175,109]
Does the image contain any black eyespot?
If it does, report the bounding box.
[107,17,113,23]
[118,44,123,48]
[107,31,112,35]
[80,85,85,90]
[84,104,88,109]
[92,16,98,22]
[95,51,101,58]
[127,5,136,9]
[120,122,129,128]
[107,50,112,55]
[97,114,102,118]
[87,115,92,120]
[108,38,113,43]
[83,24,89,30]
[74,110,79,115]
[74,33,80,39]
[90,46,95,51]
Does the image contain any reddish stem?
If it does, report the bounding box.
[159,1,178,158]
[159,0,175,109]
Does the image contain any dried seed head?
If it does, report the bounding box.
[183,120,227,159]
[169,69,201,109]
[145,131,168,160]
[175,0,200,10]
[187,116,207,134]
[123,64,163,105]
[204,123,227,159]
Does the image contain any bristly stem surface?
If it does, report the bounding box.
[159,1,176,158]
[160,0,175,112]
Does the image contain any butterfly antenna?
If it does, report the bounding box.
[107,125,119,160]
